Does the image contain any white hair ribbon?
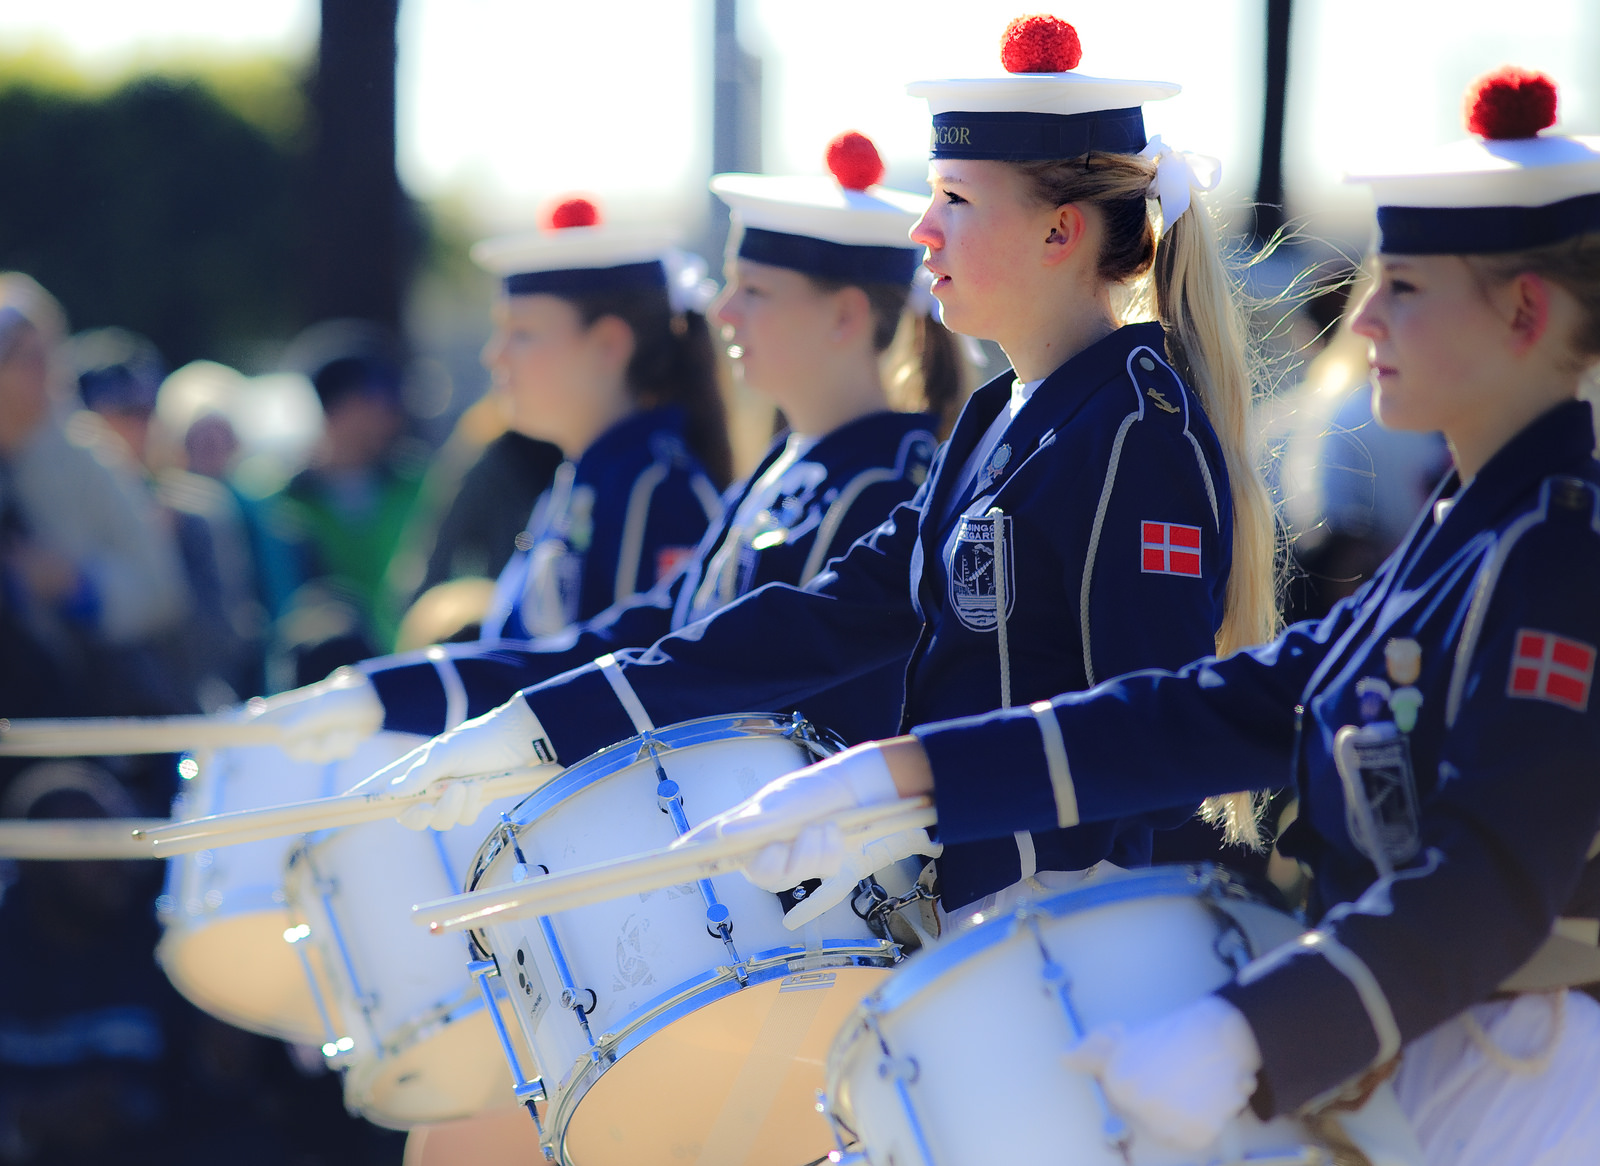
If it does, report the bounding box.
[662,249,718,315]
[1138,135,1222,236]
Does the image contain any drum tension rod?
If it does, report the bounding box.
[863,1009,938,1165]
[1022,912,1133,1163]
[647,736,748,981]
[469,961,548,1112]
[498,813,602,1047]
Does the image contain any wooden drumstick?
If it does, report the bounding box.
[0,714,282,757]
[133,765,562,854]
[0,819,171,860]
[411,798,938,934]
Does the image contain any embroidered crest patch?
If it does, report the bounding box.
[1141,521,1202,577]
[946,513,1016,632]
[1507,629,1595,712]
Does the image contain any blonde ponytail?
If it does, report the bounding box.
[1154,198,1280,848]
[1016,154,1281,848]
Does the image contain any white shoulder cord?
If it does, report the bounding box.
[988,505,1011,710]
[989,503,1038,880]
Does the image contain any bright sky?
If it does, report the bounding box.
[2,0,1596,244]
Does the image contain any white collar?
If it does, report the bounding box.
[1010,376,1046,420]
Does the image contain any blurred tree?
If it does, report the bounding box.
[306,0,412,329]
[0,64,307,368]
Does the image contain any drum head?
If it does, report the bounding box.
[345,1007,513,1129]
[404,1104,544,1166]
[157,910,329,1043]
[559,965,887,1166]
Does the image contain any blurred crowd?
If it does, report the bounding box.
[0,272,565,1165]
[0,259,1473,1162]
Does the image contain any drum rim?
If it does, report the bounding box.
[832,865,1254,1043]
[539,940,896,1161]
[461,711,829,901]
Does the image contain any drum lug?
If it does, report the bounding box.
[512,1078,547,1104]
[876,1054,919,1084]
[862,1010,939,1165]
[1215,923,1251,972]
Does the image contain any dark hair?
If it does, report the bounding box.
[805,276,968,439]
[71,328,166,415]
[566,287,732,488]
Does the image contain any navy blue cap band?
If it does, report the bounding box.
[504,260,667,298]
[1377,191,1600,254]
[930,107,1146,161]
[738,228,920,285]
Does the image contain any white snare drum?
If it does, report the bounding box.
[465,712,923,1166]
[825,865,1422,1166]
[283,798,529,1129]
[155,730,420,1042]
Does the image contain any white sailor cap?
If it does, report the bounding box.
[906,15,1178,162]
[471,197,680,298]
[1347,68,1600,255]
[712,132,927,285]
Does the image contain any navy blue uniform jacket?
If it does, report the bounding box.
[480,407,720,641]
[508,323,1236,911]
[914,400,1600,1114]
[365,411,935,744]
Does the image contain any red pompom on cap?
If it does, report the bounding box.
[1001,14,1082,73]
[1465,66,1557,140]
[826,131,886,191]
[544,197,602,230]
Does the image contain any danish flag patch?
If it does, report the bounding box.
[655,546,697,585]
[1141,521,1202,577]
[1507,629,1595,712]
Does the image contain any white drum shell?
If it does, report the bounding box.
[470,714,911,1165]
[156,731,420,1041]
[827,866,1421,1166]
[285,798,526,1129]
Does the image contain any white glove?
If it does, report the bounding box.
[672,742,905,900]
[247,668,384,763]
[1063,994,1262,1153]
[747,820,941,929]
[342,696,558,832]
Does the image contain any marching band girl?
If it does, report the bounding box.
[367,16,1277,920]
[244,200,728,757]
[696,68,1600,1163]
[351,131,961,756]
[245,134,958,770]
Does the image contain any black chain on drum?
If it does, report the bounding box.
[850,876,935,940]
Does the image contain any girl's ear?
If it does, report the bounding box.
[830,284,874,345]
[1041,203,1091,268]
[1504,271,1552,356]
[588,313,637,377]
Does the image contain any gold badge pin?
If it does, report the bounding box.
[1145,387,1179,414]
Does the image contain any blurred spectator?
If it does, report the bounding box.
[0,762,405,1166]
[0,763,174,1165]
[267,321,425,671]
[71,328,268,709]
[0,275,187,715]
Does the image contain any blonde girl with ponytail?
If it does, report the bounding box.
[392,14,1278,925]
